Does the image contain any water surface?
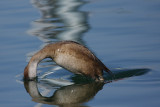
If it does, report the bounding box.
[0,0,160,107]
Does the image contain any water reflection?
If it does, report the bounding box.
[24,81,104,107]
[23,68,149,107]
[28,0,89,44]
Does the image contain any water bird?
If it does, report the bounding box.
[24,41,113,81]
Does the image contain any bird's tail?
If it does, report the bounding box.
[103,65,114,76]
[95,57,114,77]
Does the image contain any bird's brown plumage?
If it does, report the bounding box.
[24,41,112,81]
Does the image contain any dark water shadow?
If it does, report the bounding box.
[71,68,149,84]
[23,68,149,107]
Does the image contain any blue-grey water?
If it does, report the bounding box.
[0,0,160,107]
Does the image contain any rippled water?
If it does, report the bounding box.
[0,0,160,107]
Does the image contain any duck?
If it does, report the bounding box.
[24,41,113,81]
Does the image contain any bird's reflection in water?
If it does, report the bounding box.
[23,68,149,107]
[24,80,104,107]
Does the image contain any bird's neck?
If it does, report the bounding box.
[24,48,53,80]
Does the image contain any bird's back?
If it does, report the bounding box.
[47,41,108,77]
